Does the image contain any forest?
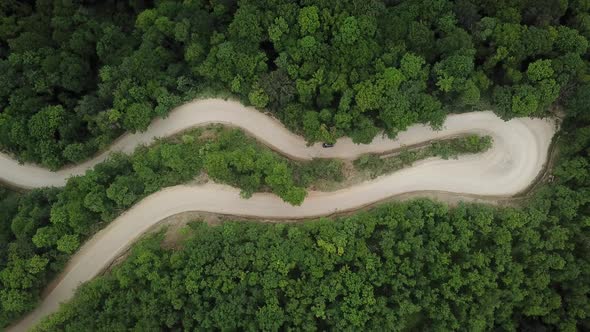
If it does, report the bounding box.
[0,0,589,330]
[0,125,491,327]
[0,127,310,326]
[0,0,587,168]
[32,115,590,330]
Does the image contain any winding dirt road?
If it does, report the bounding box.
[4,99,556,331]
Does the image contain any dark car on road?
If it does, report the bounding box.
[322,143,334,148]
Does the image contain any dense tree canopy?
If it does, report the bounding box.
[0,125,491,328]
[29,93,590,331]
[0,127,314,326]
[1,0,588,167]
[0,0,147,168]
[1,0,590,330]
[34,157,590,331]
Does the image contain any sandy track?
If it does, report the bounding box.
[0,98,553,189]
[4,99,556,331]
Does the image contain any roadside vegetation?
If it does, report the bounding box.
[354,135,492,179]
